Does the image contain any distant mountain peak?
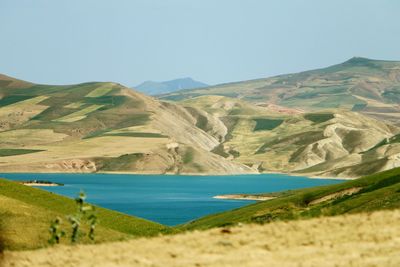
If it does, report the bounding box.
[343,57,376,66]
[134,77,209,95]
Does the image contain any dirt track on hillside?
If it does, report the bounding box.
[3,210,400,267]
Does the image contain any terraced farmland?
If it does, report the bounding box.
[0,74,252,175]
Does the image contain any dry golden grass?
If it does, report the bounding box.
[3,209,400,267]
[0,135,171,170]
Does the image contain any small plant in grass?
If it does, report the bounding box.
[88,212,97,241]
[48,217,65,244]
[48,191,98,245]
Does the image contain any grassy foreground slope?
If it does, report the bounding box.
[183,167,400,230]
[4,210,400,267]
[0,178,171,250]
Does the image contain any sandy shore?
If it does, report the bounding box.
[213,194,275,201]
[21,183,60,187]
[3,209,400,267]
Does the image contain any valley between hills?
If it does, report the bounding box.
[2,57,400,178]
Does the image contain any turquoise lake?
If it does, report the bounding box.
[1,173,343,226]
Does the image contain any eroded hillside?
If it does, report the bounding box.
[179,95,400,177]
[2,71,400,177]
[0,74,252,174]
[161,57,400,125]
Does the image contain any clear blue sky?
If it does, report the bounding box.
[1,0,399,86]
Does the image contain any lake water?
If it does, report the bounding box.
[1,173,343,226]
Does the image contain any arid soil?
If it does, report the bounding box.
[3,209,400,267]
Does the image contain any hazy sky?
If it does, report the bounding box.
[1,0,399,86]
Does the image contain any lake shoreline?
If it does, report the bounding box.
[22,182,61,187]
[0,170,350,180]
[213,194,275,201]
[0,173,343,226]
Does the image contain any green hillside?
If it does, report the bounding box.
[161,57,400,125]
[182,167,400,230]
[0,74,252,175]
[178,95,400,178]
[0,178,171,250]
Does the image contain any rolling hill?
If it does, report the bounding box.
[0,74,251,175]
[161,57,400,125]
[134,77,208,95]
[2,72,400,177]
[183,166,400,230]
[178,95,400,177]
[4,209,400,266]
[0,178,171,250]
[2,167,400,264]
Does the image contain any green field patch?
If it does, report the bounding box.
[161,93,202,101]
[0,95,33,107]
[95,153,144,171]
[15,84,68,96]
[312,95,364,109]
[84,95,127,108]
[304,113,334,123]
[76,114,151,139]
[253,118,283,131]
[54,104,104,122]
[65,102,86,109]
[351,103,367,111]
[382,87,400,103]
[86,85,114,97]
[0,148,44,157]
[363,134,400,153]
[195,114,209,131]
[1,95,49,108]
[256,131,324,155]
[183,148,195,164]
[104,132,168,138]
[211,144,230,158]
[32,106,76,121]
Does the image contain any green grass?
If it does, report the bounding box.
[312,95,364,109]
[2,167,400,251]
[181,167,400,230]
[352,103,367,111]
[0,95,33,107]
[363,134,400,153]
[183,147,195,164]
[195,114,209,131]
[103,132,168,138]
[54,104,104,122]
[85,85,114,97]
[304,113,334,123]
[95,153,144,171]
[253,118,283,131]
[0,149,44,157]
[0,178,171,250]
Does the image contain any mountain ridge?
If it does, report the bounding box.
[3,64,400,177]
[0,74,252,175]
[160,57,400,124]
[134,77,208,95]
